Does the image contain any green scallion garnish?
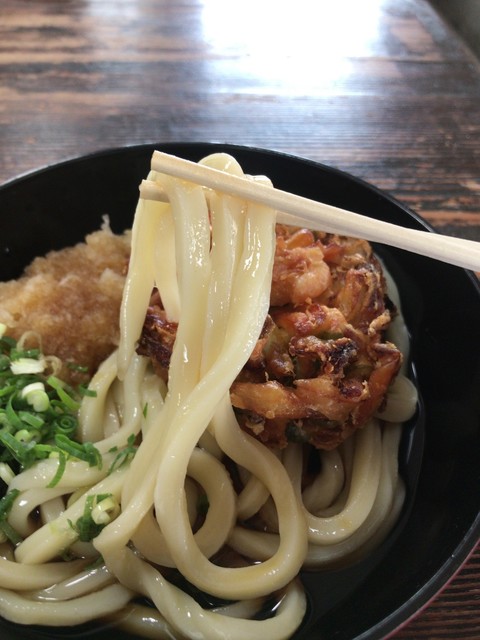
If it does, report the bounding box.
[0,489,22,544]
[0,333,104,488]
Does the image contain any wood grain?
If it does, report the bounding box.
[0,0,479,637]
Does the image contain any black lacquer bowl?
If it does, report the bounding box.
[0,143,479,640]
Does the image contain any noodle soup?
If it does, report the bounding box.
[0,150,420,639]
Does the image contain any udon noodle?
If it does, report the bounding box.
[0,153,418,639]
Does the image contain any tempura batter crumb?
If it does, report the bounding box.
[0,222,130,385]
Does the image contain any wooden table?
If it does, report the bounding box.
[1,0,479,637]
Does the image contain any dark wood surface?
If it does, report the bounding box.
[1,0,479,637]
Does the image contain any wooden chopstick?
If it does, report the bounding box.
[145,150,480,272]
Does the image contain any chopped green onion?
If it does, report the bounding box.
[0,462,15,485]
[47,376,80,412]
[0,431,37,468]
[0,489,19,519]
[54,434,102,469]
[91,495,120,525]
[10,358,46,375]
[14,429,35,443]
[79,385,97,398]
[0,489,22,544]
[67,363,89,373]
[0,519,23,545]
[47,451,67,488]
[52,414,77,437]
[5,396,24,430]
[0,333,98,488]
[17,411,44,429]
[33,443,54,460]
[0,336,16,351]
[0,385,16,399]
[21,382,50,412]
[108,434,137,474]
[72,494,116,542]
[10,347,41,360]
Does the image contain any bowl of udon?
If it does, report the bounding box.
[0,142,478,640]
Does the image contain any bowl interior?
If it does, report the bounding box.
[0,142,479,640]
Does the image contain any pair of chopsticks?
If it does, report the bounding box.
[139,151,480,272]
